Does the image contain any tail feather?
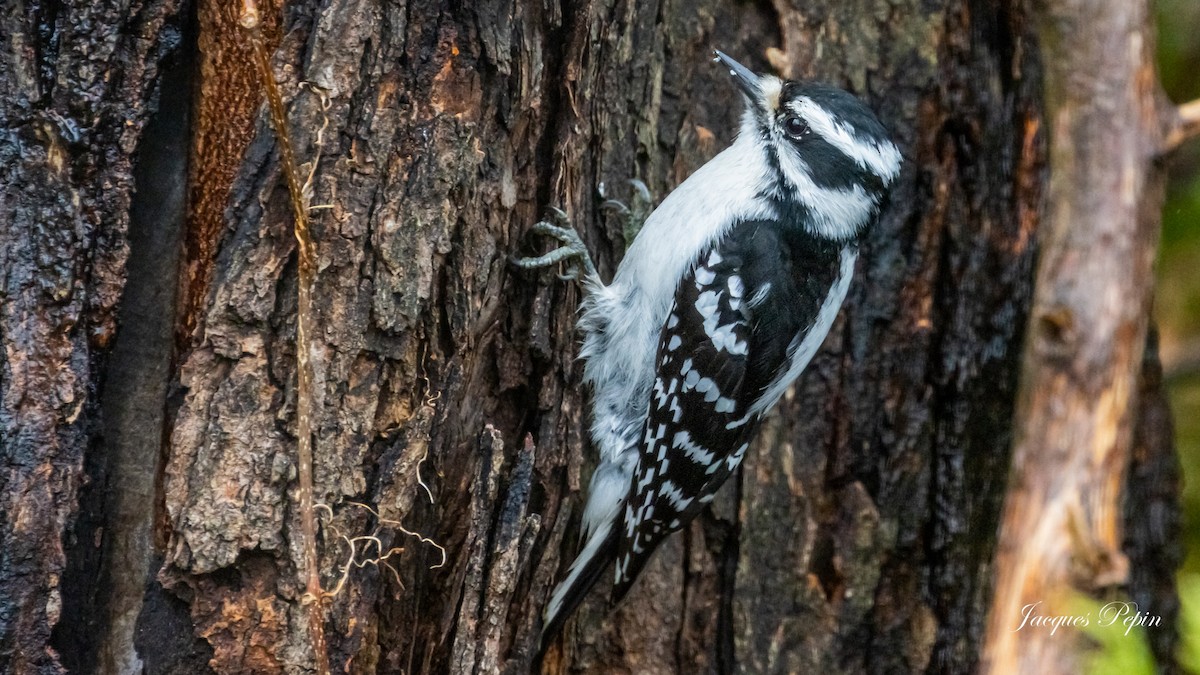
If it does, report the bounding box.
[607,550,646,611]
[538,523,618,658]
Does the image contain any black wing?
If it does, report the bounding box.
[611,219,846,601]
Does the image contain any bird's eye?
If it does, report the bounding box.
[783,115,808,139]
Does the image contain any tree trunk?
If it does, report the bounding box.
[981,0,1188,669]
[0,0,1182,674]
[0,1,185,672]
[155,0,1045,671]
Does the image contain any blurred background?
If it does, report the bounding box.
[1158,0,1200,578]
[1154,0,1200,669]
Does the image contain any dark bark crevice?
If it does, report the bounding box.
[54,26,193,671]
[0,0,187,670]
[1124,327,1183,673]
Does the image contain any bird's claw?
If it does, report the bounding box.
[599,199,630,217]
[512,209,598,282]
[598,179,653,246]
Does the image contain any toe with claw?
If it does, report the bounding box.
[599,179,653,247]
[512,208,599,282]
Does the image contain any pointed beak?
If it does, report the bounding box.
[713,50,761,100]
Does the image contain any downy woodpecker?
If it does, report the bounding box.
[516,50,902,653]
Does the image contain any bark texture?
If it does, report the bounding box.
[0,0,184,672]
[981,0,1182,670]
[156,0,1049,673]
[0,0,1184,674]
[1125,330,1183,672]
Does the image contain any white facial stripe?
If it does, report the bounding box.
[789,98,902,182]
[773,146,877,240]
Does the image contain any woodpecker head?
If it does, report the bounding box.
[714,50,902,242]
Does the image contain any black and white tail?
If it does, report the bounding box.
[538,522,618,656]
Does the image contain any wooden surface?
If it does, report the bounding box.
[154,0,1048,671]
[982,0,1186,671]
[0,0,1185,672]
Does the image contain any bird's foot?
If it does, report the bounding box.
[512,207,599,282]
[599,179,652,248]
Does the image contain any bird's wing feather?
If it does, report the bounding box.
[611,219,846,602]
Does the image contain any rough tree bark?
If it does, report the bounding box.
[152,0,1049,672]
[0,1,1183,675]
[0,1,185,673]
[982,0,1193,671]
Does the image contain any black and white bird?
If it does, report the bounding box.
[516,50,902,654]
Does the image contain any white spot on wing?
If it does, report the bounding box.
[696,282,748,354]
[747,282,772,308]
[707,320,744,354]
[668,397,683,423]
[725,412,752,430]
[696,290,720,321]
[637,467,656,490]
[673,430,715,465]
[692,377,721,403]
[658,480,694,510]
[725,442,749,469]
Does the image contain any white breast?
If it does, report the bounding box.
[581,137,774,459]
